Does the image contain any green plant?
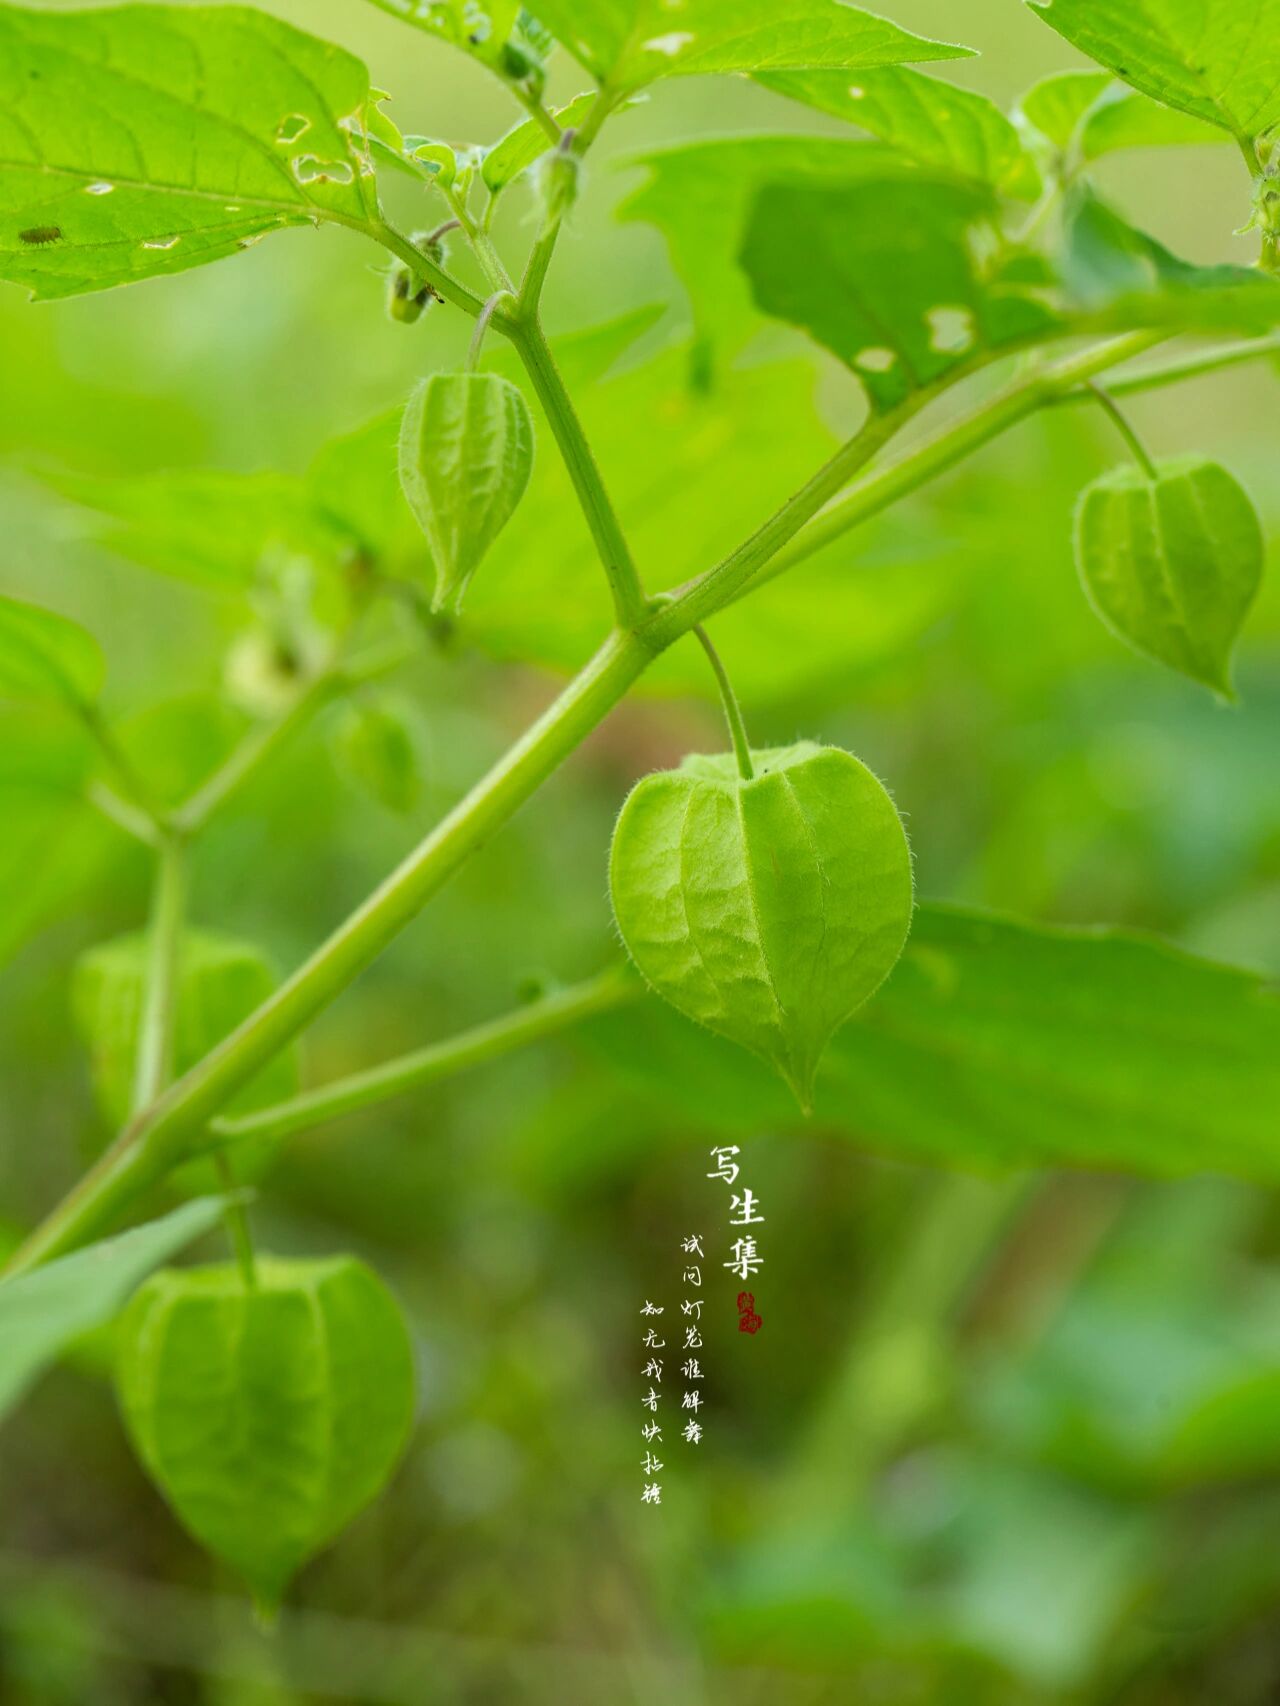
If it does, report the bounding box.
[0,0,1278,1610]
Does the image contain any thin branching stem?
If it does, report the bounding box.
[1085,380,1159,480]
[693,626,754,780]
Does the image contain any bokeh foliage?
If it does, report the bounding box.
[1,0,1279,1700]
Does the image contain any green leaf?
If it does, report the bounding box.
[609,741,914,1109]
[1026,0,1280,143]
[482,93,599,197]
[73,929,299,1135]
[0,1198,224,1420]
[531,0,972,92]
[398,372,535,614]
[1016,69,1223,158]
[0,4,379,301]
[1017,68,1112,148]
[49,468,358,593]
[1060,189,1280,332]
[1077,85,1225,158]
[0,593,103,706]
[115,1255,415,1608]
[740,174,1062,409]
[333,698,423,814]
[618,135,895,376]
[362,0,547,89]
[0,708,115,971]
[582,906,1280,1179]
[1074,455,1264,696]
[757,67,1039,197]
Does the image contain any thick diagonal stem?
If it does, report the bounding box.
[8,632,651,1272]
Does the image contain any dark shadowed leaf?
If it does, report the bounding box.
[580,906,1280,1179]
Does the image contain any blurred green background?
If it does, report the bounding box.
[2,0,1279,1701]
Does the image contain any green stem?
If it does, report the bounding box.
[511,86,562,146]
[693,625,753,780]
[86,781,163,848]
[210,966,639,1149]
[76,702,160,819]
[710,330,1168,608]
[214,1155,257,1290]
[131,833,187,1116]
[368,220,485,320]
[7,631,652,1272]
[172,670,338,836]
[1050,333,1280,401]
[468,291,513,371]
[506,316,649,630]
[642,398,924,646]
[1085,380,1159,479]
[519,221,561,315]
[442,184,515,296]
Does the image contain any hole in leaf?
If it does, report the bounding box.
[292,155,355,186]
[85,181,115,195]
[141,235,181,250]
[925,306,976,355]
[276,113,312,145]
[855,346,896,372]
[642,32,694,55]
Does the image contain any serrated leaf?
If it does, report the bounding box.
[740,174,1062,409]
[482,93,598,197]
[0,1197,225,1420]
[582,906,1280,1179]
[1061,188,1280,332]
[0,4,379,301]
[115,1255,415,1607]
[1026,0,1280,143]
[609,741,914,1109]
[73,929,298,1134]
[1074,456,1264,696]
[0,593,103,706]
[532,0,971,92]
[398,372,534,614]
[758,67,1039,197]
